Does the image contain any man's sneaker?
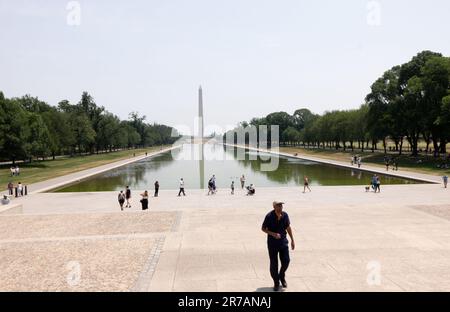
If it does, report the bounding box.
[273,284,280,292]
[281,279,288,288]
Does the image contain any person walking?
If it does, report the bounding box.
[371,174,377,191]
[125,186,132,208]
[7,182,14,196]
[303,176,311,193]
[178,178,186,196]
[118,191,126,211]
[262,201,295,291]
[375,176,381,193]
[357,156,362,168]
[140,191,149,210]
[231,181,235,195]
[154,181,160,197]
[207,178,214,196]
[10,167,15,177]
[240,175,246,189]
[15,166,20,176]
[443,175,448,189]
[211,175,217,194]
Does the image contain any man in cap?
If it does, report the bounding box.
[261,201,295,291]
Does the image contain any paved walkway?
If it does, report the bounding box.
[1,184,450,291]
[1,144,450,291]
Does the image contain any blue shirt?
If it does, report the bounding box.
[262,210,291,247]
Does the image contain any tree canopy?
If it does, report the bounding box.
[224,51,450,156]
[0,91,180,163]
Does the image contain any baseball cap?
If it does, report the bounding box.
[273,201,285,206]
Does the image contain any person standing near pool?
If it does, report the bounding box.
[303,176,311,193]
[125,186,132,208]
[140,191,149,210]
[118,191,125,211]
[231,181,235,195]
[240,175,246,189]
[17,182,23,197]
[154,181,160,197]
[443,175,448,189]
[262,201,295,291]
[7,182,14,196]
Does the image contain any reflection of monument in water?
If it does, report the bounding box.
[198,86,205,189]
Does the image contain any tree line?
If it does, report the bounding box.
[0,91,179,163]
[225,51,450,156]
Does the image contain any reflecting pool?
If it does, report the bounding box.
[55,144,420,192]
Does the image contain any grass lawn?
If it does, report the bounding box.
[1,146,167,189]
[280,147,450,176]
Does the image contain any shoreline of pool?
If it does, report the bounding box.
[225,143,441,184]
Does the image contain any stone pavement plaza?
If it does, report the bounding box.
[1,183,450,292]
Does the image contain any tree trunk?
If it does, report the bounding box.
[433,140,439,157]
[399,137,404,156]
[411,134,419,156]
[440,139,447,154]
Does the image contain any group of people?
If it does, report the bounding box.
[368,174,381,193]
[351,155,362,168]
[206,174,257,196]
[117,186,132,211]
[117,185,155,211]
[117,174,260,210]
[384,156,399,171]
[9,166,20,177]
[6,181,25,197]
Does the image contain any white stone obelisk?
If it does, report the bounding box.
[198,86,204,140]
[198,86,205,189]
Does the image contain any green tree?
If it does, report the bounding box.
[27,113,51,160]
[282,127,301,146]
[0,97,30,163]
[70,113,96,154]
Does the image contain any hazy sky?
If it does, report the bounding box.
[1,0,450,133]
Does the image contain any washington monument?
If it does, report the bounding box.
[198,86,205,189]
[198,85,204,139]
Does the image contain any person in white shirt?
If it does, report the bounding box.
[240,175,246,189]
[178,178,186,196]
[17,182,23,197]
